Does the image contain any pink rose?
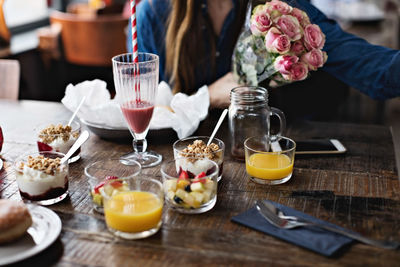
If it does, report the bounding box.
[282,62,308,81]
[290,8,311,28]
[301,49,327,70]
[275,15,302,41]
[274,55,299,75]
[290,40,306,56]
[304,24,326,50]
[265,27,291,54]
[250,8,272,36]
[268,0,293,16]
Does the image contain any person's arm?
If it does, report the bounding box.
[295,0,400,100]
[208,72,240,108]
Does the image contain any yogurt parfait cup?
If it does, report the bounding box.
[173,136,224,182]
[161,158,218,214]
[36,120,81,163]
[85,159,141,214]
[14,151,69,205]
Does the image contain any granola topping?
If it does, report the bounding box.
[19,155,62,175]
[39,124,78,144]
[180,140,221,163]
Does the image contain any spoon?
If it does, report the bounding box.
[60,130,90,164]
[68,96,86,126]
[255,200,400,250]
[207,109,228,146]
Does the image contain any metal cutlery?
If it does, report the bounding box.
[255,200,399,250]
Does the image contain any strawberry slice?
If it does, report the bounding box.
[0,127,3,152]
[110,181,123,188]
[105,176,122,188]
[105,176,119,180]
[37,141,53,152]
[93,181,106,194]
[178,170,189,180]
[195,172,206,178]
[192,172,207,184]
[94,176,121,193]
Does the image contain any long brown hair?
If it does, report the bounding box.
[166,0,249,94]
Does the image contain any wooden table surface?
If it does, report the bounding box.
[1,100,399,266]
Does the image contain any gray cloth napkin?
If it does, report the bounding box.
[231,200,354,256]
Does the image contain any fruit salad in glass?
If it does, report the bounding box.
[90,176,130,212]
[161,158,218,214]
[85,159,141,213]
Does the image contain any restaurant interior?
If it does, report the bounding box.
[0,0,399,127]
[0,0,400,266]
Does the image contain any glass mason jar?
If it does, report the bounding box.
[229,86,286,160]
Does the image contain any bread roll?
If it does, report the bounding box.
[0,199,32,244]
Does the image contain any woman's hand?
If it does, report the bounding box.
[208,72,240,108]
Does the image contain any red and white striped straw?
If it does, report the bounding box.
[130,0,138,63]
[130,0,140,102]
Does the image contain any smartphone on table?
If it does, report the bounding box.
[295,139,346,155]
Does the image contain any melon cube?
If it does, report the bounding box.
[190,191,204,207]
[190,182,205,192]
[175,189,187,200]
[203,190,213,203]
[164,179,177,192]
[204,179,214,190]
[183,193,196,207]
[167,191,175,200]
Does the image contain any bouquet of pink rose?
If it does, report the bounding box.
[233,0,327,87]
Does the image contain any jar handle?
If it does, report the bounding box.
[269,107,286,140]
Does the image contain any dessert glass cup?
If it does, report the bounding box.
[161,158,218,214]
[173,136,224,182]
[101,176,163,240]
[85,159,141,214]
[244,135,296,185]
[36,120,81,163]
[14,151,69,205]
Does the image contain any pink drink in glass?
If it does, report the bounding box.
[121,101,154,134]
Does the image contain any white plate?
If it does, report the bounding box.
[80,118,176,140]
[0,205,62,266]
[80,118,131,139]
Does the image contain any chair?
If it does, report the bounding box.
[0,59,20,100]
[49,11,128,66]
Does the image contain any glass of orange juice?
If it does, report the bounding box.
[101,176,163,239]
[244,135,296,185]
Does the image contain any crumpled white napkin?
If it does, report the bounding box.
[61,79,210,139]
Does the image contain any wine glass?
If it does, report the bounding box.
[112,52,162,167]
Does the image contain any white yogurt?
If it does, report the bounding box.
[176,157,216,175]
[16,165,68,196]
[47,135,76,154]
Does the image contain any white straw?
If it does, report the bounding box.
[207,109,228,146]
[68,96,86,126]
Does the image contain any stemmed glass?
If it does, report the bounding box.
[112,52,162,167]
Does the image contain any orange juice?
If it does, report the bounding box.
[104,191,163,233]
[246,153,293,180]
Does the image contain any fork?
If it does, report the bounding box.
[255,200,400,250]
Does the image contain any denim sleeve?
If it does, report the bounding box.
[295,0,400,100]
[127,0,168,82]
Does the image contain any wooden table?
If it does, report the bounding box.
[1,100,399,266]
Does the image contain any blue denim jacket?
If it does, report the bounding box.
[129,0,400,100]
